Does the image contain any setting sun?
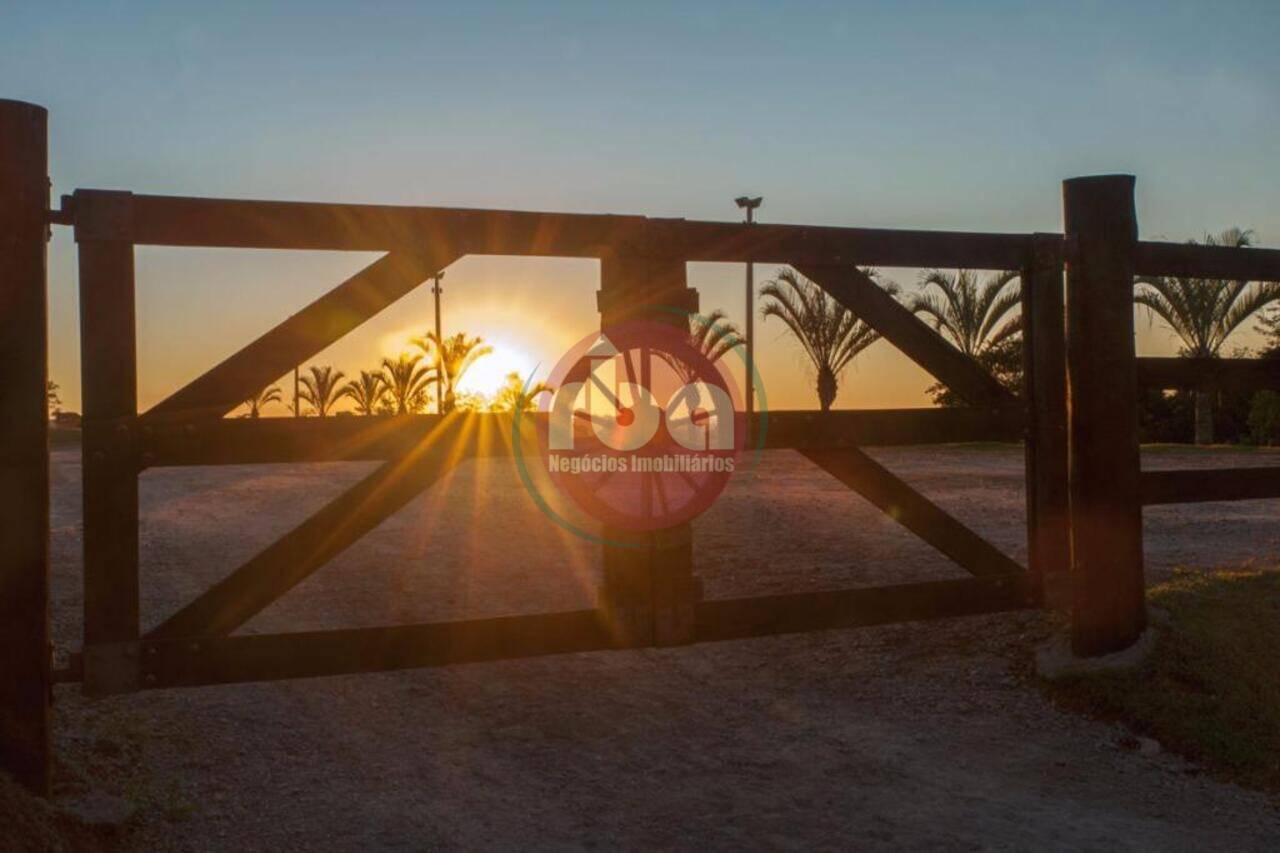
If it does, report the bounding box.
[455,341,537,400]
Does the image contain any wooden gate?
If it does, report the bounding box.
[6,98,1280,796]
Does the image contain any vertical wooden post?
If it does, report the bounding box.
[0,99,51,796]
[1063,175,1146,655]
[1020,235,1070,609]
[76,191,142,693]
[596,240,699,647]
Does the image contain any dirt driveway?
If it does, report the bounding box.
[48,445,1280,850]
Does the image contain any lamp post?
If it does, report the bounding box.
[432,270,445,413]
[735,195,762,430]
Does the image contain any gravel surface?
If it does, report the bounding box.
[47,445,1280,850]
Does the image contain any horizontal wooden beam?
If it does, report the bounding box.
[139,411,530,467]
[135,408,1023,469]
[796,264,1020,408]
[73,189,1043,268]
[1137,357,1280,392]
[1134,240,1280,282]
[695,575,1031,643]
[801,446,1026,578]
[1141,466,1280,505]
[762,407,1024,449]
[139,609,612,687]
[147,251,453,419]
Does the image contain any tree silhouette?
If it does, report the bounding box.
[297,366,346,417]
[909,269,1022,406]
[241,385,283,418]
[340,370,389,416]
[413,331,493,413]
[759,268,895,412]
[1135,228,1280,444]
[380,353,433,415]
[490,371,552,412]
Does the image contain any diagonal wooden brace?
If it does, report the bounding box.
[147,250,456,419]
[147,413,497,640]
[800,446,1025,578]
[795,264,1018,408]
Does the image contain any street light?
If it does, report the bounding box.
[735,196,762,429]
[432,270,445,413]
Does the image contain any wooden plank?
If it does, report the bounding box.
[1141,467,1280,505]
[78,229,142,694]
[799,447,1025,578]
[140,412,528,467]
[1137,357,1280,392]
[146,413,484,640]
[146,251,455,419]
[761,407,1024,450]
[1021,238,1070,608]
[139,610,612,688]
[695,575,1031,643]
[1063,175,1146,656]
[795,264,1019,408]
[1135,240,1280,283]
[0,98,51,796]
[76,189,1044,269]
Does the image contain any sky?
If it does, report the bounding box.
[5,0,1279,413]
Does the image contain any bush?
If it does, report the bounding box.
[1247,391,1280,446]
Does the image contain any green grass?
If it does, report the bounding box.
[1045,569,1280,793]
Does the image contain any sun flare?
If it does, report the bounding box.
[455,341,536,400]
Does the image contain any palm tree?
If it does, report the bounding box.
[909,269,1022,405]
[759,267,896,412]
[491,371,553,412]
[658,309,745,385]
[240,385,283,418]
[380,353,433,415]
[413,332,493,414]
[297,366,346,417]
[1135,228,1280,444]
[340,371,389,416]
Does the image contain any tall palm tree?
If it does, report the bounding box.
[340,370,389,416]
[659,309,745,385]
[297,366,346,417]
[241,385,283,418]
[380,353,433,415]
[1135,228,1280,444]
[759,267,896,412]
[413,331,493,414]
[909,269,1022,405]
[491,371,553,413]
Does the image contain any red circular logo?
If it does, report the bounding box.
[535,318,746,531]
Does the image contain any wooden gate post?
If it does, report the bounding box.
[0,98,52,796]
[1020,235,1070,609]
[76,191,142,693]
[596,243,699,647]
[1063,175,1146,655]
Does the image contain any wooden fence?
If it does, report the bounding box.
[3,98,1279,796]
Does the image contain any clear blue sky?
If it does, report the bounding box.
[6,1,1279,411]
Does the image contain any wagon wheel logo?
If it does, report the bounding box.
[524,317,747,534]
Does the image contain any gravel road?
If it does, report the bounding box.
[47,445,1280,850]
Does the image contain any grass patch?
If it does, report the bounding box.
[1045,569,1280,793]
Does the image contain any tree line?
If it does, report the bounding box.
[242,330,550,418]
[756,227,1280,446]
